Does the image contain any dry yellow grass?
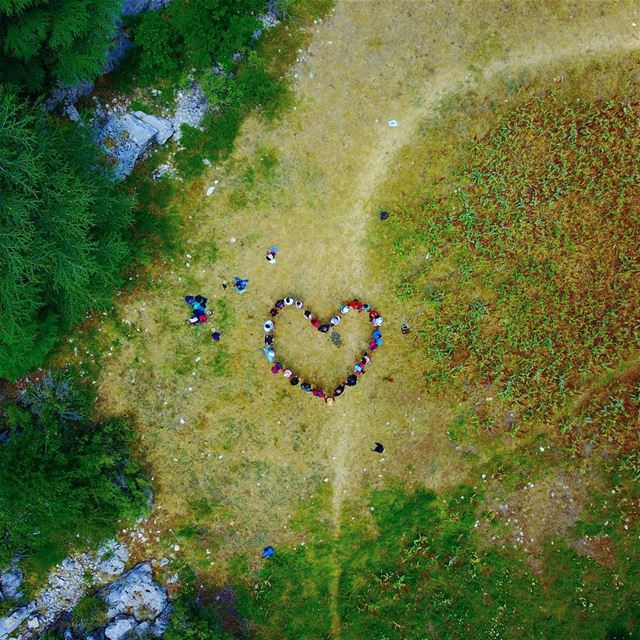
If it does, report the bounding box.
[90,0,640,631]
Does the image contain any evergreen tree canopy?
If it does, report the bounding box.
[0,0,122,92]
[0,89,134,380]
[0,373,146,568]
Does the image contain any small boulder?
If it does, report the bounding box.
[0,569,23,600]
[150,604,173,638]
[133,112,174,144]
[104,615,137,640]
[101,563,168,622]
[0,602,36,637]
[97,542,130,577]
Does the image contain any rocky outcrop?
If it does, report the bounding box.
[104,30,135,75]
[0,568,23,601]
[104,615,137,640]
[94,109,175,179]
[0,541,131,639]
[0,603,35,639]
[122,0,172,16]
[100,563,168,622]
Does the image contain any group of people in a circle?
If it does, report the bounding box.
[262,297,383,403]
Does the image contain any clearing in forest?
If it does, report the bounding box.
[86,1,640,637]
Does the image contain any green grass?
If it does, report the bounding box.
[223,484,640,639]
[381,56,640,476]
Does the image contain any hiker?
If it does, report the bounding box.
[300,382,312,392]
[401,323,410,335]
[312,388,325,398]
[264,334,274,346]
[295,300,304,309]
[362,353,371,365]
[372,329,382,340]
[271,362,283,374]
[330,315,340,325]
[311,318,321,329]
[263,348,276,363]
[346,374,358,386]
[211,331,221,342]
[283,369,292,378]
[354,363,365,375]
[290,376,300,386]
[264,320,275,332]
[369,309,380,322]
[325,397,335,406]
[362,304,371,312]
[350,299,363,311]
[185,294,207,312]
[269,307,278,317]
[318,323,331,333]
[275,299,285,310]
[369,340,379,352]
[334,383,345,397]
[262,546,275,558]
[379,210,390,220]
[284,297,294,306]
[339,304,350,314]
[372,442,385,453]
[372,316,384,327]
[303,310,313,319]
[233,277,249,293]
[265,246,278,264]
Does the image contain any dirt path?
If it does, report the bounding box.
[95,1,640,636]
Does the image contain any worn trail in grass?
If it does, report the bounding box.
[95,1,640,635]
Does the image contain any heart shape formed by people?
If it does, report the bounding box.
[262,297,384,404]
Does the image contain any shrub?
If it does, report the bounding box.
[134,0,263,79]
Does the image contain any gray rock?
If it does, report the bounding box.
[97,542,130,577]
[132,620,151,637]
[94,111,160,179]
[44,80,94,113]
[101,563,168,622]
[104,615,137,640]
[132,112,174,144]
[104,29,134,74]
[150,604,173,638]
[0,569,23,600]
[26,616,40,629]
[120,113,159,150]
[86,629,106,640]
[158,558,169,568]
[151,164,175,181]
[122,0,171,15]
[0,602,36,638]
[172,82,209,139]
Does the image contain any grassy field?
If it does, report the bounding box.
[57,1,640,637]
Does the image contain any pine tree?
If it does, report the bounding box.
[0,0,123,92]
[0,89,134,379]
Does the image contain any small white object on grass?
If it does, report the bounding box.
[388,119,398,127]
[206,186,216,196]
[179,418,186,424]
